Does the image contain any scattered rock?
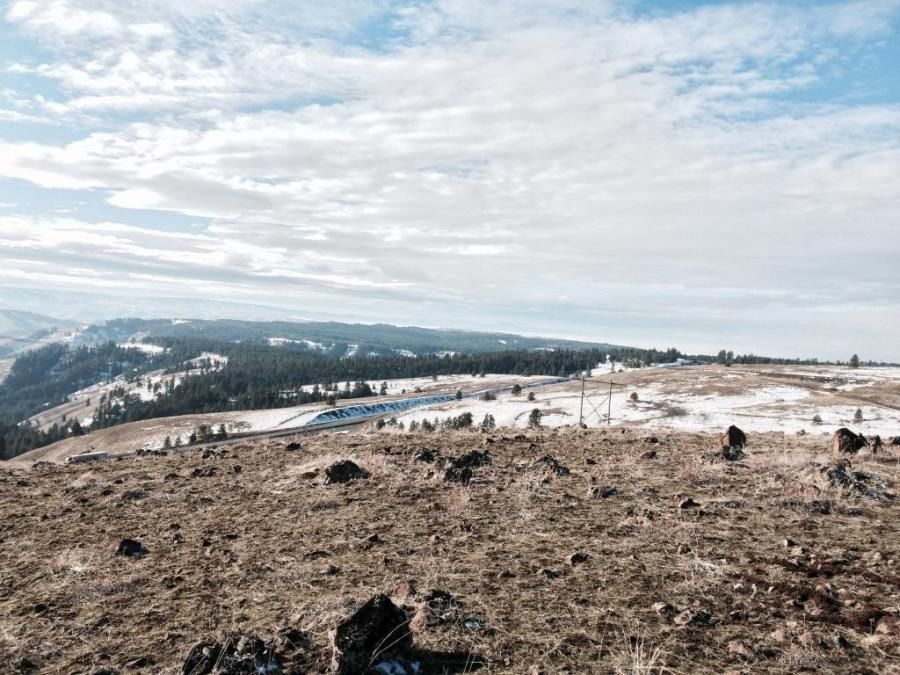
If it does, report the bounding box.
[444,466,473,485]
[418,589,462,626]
[181,634,279,675]
[320,564,341,577]
[125,656,150,668]
[679,497,700,509]
[708,446,746,462]
[639,450,658,460]
[16,479,29,487]
[462,618,483,631]
[538,568,563,580]
[653,602,676,620]
[231,465,242,474]
[769,628,788,644]
[821,462,889,500]
[191,467,216,478]
[589,486,620,499]
[332,595,412,675]
[567,552,589,566]
[444,450,491,483]
[14,657,38,674]
[284,442,302,452]
[530,455,570,478]
[674,609,713,627]
[644,436,660,444]
[324,461,370,485]
[391,581,416,600]
[414,449,436,463]
[727,639,753,659]
[116,539,148,558]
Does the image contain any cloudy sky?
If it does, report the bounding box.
[0,0,898,360]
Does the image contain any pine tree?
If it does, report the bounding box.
[528,408,543,428]
[849,354,860,369]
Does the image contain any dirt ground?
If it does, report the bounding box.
[1,428,898,674]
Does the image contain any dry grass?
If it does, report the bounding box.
[0,428,898,674]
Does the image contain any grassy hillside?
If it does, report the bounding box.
[1,428,897,673]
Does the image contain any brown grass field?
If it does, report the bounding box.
[1,428,898,674]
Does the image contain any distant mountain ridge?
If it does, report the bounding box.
[75,318,617,357]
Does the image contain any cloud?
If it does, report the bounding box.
[1,0,899,358]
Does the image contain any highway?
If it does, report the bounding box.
[166,376,569,453]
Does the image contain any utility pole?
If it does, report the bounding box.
[578,373,586,427]
[607,380,613,425]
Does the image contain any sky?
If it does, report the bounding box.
[0,0,898,361]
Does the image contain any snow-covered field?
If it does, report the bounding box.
[390,365,900,436]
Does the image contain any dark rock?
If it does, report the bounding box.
[444,466,473,485]
[117,539,148,558]
[832,428,868,455]
[589,486,620,499]
[414,449,436,463]
[639,450,658,460]
[567,552,590,566]
[679,498,700,509]
[644,436,660,444]
[708,446,746,462]
[332,595,412,675]
[284,442,302,452]
[720,425,747,450]
[324,461,370,485]
[16,479,29,487]
[231,465,242,474]
[450,450,491,470]
[15,657,38,674]
[191,467,217,478]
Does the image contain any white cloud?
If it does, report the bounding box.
[1,0,899,358]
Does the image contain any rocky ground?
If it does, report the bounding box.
[0,428,898,674]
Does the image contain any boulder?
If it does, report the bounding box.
[324,461,370,485]
[720,425,746,450]
[832,428,868,455]
[331,595,412,675]
[116,539,148,558]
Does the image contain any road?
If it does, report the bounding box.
[142,377,570,455]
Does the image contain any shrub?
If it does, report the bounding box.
[528,408,543,428]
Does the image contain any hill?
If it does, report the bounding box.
[0,428,897,673]
[73,318,618,358]
[0,307,77,358]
